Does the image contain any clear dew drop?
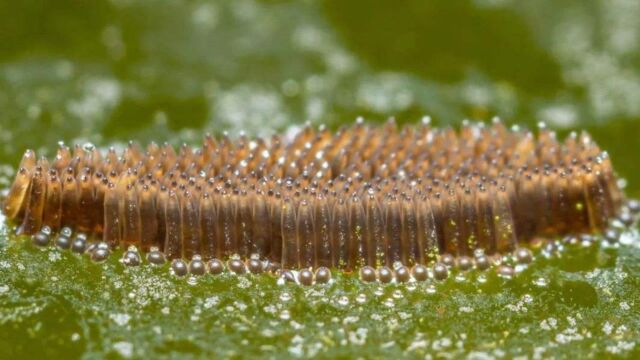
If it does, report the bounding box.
[425,285,437,294]
[383,298,395,308]
[355,293,367,304]
[392,289,403,299]
[337,296,349,306]
[476,274,488,284]
[60,227,72,237]
[473,248,486,257]
[279,292,292,302]
[279,310,291,320]
[533,277,548,287]
[41,226,52,236]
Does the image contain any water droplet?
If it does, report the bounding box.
[41,226,52,236]
[533,277,548,287]
[476,274,488,284]
[337,296,349,306]
[473,248,486,257]
[383,298,395,308]
[60,227,72,237]
[454,274,467,283]
[497,265,515,279]
[279,310,291,320]
[280,292,292,302]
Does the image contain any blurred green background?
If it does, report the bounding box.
[0,0,639,358]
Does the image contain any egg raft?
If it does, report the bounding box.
[2,120,637,283]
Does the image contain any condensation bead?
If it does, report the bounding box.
[314,267,331,284]
[378,267,393,284]
[515,248,533,264]
[55,233,71,249]
[171,259,188,277]
[147,250,166,265]
[475,255,491,271]
[60,227,72,237]
[359,266,376,283]
[71,236,87,253]
[280,270,296,283]
[497,265,515,279]
[628,199,640,214]
[298,269,313,286]
[543,242,560,256]
[604,228,619,243]
[91,248,110,262]
[411,265,428,281]
[457,256,473,271]
[228,259,246,274]
[392,289,403,299]
[55,232,79,250]
[189,258,206,275]
[122,251,141,266]
[563,235,579,245]
[433,263,448,281]
[41,226,53,236]
[207,259,225,275]
[579,234,595,245]
[247,259,263,274]
[395,266,410,283]
[32,232,50,247]
[440,254,455,268]
[533,277,548,287]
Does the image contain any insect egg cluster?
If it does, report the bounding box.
[2,120,636,283]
